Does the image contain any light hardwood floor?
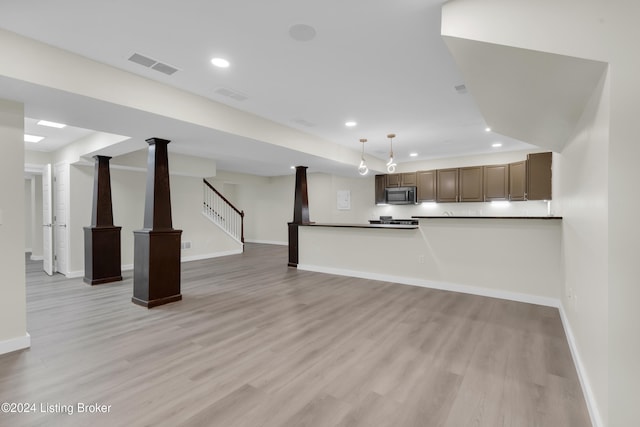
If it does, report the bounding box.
[1,244,590,426]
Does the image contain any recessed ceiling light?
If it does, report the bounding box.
[409,152,418,157]
[37,120,66,128]
[211,57,230,68]
[24,134,44,143]
[492,143,502,148]
[345,121,357,127]
[485,127,492,132]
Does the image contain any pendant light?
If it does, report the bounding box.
[358,138,369,175]
[386,133,397,173]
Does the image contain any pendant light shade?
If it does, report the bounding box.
[386,133,397,173]
[358,138,369,176]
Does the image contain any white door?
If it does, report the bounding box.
[53,163,69,275]
[42,164,53,275]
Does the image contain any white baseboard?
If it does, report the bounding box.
[559,303,603,427]
[296,264,560,308]
[66,270,83,279]
[30,255,43,261]
[245,239,287,246]
[0,333,31,356]
[181,249,243,262]
[67,251,242,279]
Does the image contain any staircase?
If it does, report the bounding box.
[202,179,244,249]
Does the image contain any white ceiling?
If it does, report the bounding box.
[1,0,535,176]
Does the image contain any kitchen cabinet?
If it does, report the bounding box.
[437,168,458,202]
[459,166,483,202]
[375,175,386,204]
[386,172,417,187]
[483,164,509,201]
[527,152,552,200]
[509,161,527,201]
[417,170,436,202]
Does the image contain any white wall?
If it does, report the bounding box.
[24,179,32,251]
[214,149,556,244]
[559,69,609,426]
[68,165,242,276]
[0,98,29,354]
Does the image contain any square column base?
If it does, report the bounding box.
[83,226,123,285]
[133,229,182,308]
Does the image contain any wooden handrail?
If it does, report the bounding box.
[203,179,244,217]
[203,179,245,246]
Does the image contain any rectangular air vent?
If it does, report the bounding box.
[128,52,179,76]
[152,62,179,75]
[214,87,248,102]
[128,53,156,67]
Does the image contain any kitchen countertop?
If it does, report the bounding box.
[412,216,562,220]
[298,222,419,229]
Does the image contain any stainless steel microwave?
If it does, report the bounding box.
[385,186,417,204]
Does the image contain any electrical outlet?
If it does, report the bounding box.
[180,241,192,250]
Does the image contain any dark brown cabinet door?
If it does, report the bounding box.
[483,164,509,201]
[459,166,483,202]
[417,170,436,202]
[509,160,527,201]
[527,152,552,200]
[386,173,401,187]
[375,174,386,204]
[401,172,417,186]
[437,168,458,202]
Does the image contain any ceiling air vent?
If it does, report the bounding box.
[214,87,248,102]
[128,52,179,76]
[151,62,178,75]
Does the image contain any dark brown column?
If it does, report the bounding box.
[288,166,311,267]
[83,155,122,285]
[132,138,183,308]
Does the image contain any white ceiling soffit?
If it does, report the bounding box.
[442,36,608,152]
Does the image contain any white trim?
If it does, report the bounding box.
[296,264,560,308]
[30,255,43,261]
[122,264,133,272]
[181,249,242,262]
[245,239,287,246]
[66,270,84,279]
[0,333,31,355]
[559,303,603,427]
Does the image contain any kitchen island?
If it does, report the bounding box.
[297,216,563,307]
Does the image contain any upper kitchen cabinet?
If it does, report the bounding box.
[375,174,386,204]
[509,160,527,201]
[386,172,417,187]
[527,152,552,200]
[436,168,458,202]
[483,164,509,201]
[459,166,483,202]
[416,170,436,202]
